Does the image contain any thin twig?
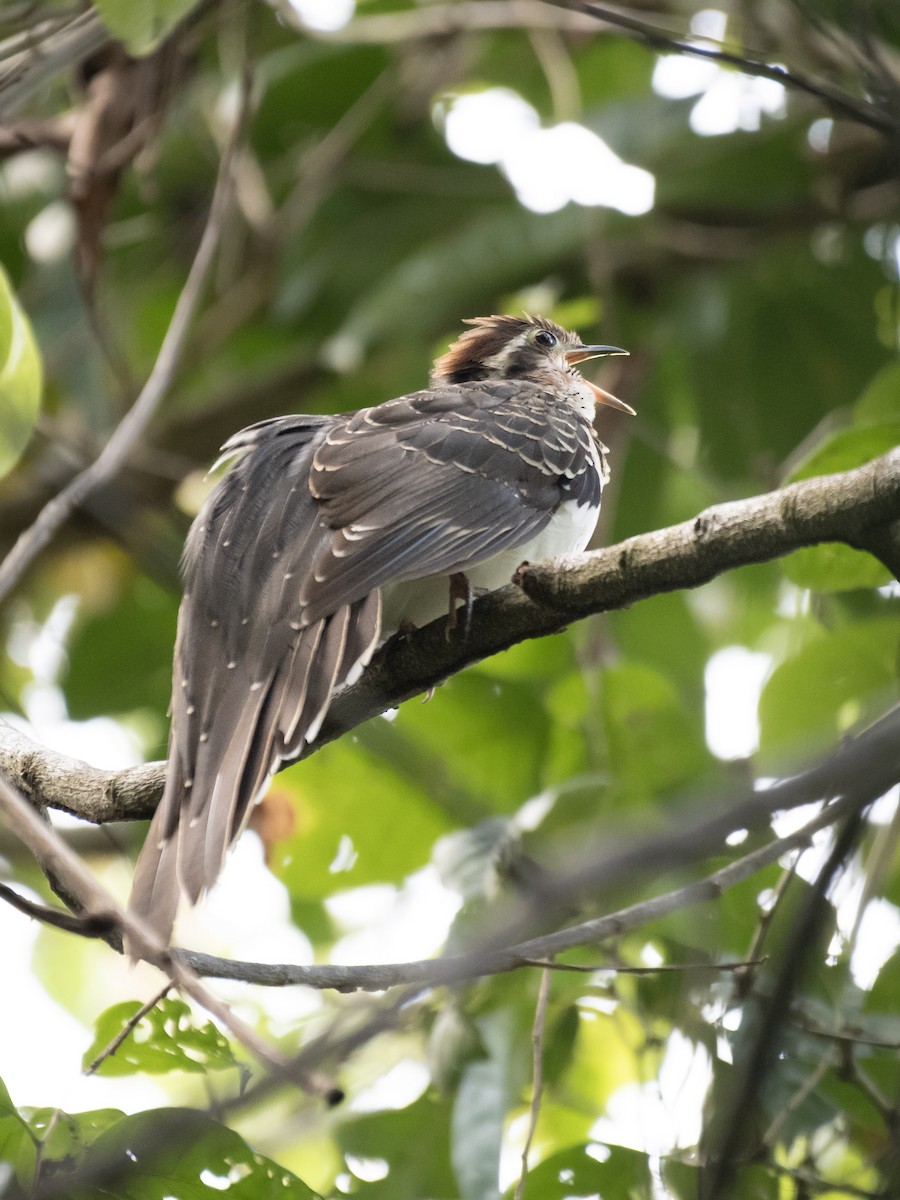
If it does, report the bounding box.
[762,1047,838,1147]
[83,983,173,1076]
[700,810,869,1199]
[0,880,116,937]
[516,956,766,974]
[514,967,552,1200]
[543,0,898,136]
[178,788,857,990]
[0,758,339,1104]
[0,64,250,607]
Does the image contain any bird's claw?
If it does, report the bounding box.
[446,572,477,639]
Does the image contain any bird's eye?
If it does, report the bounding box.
[534,330,557,348]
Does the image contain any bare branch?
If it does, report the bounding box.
[0,63,249,607]
[0,718,163,823]
[542,0,899,136]
[0,765,339,1103]
[515,966,552,1200]
[0,12,109,118]
[177,784,861,991]
[0,448,897,826]
[83,983,173,1076]
[297,0,600,42]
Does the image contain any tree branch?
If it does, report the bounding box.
[0,765,340,1103]
[6,707,888,999]
[543,0,899,137]
[176,790,855,991]
[317,0,899,137]
[0,61,249,607]
[0,447,896,825]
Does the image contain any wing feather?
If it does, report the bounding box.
[129,380,601,946]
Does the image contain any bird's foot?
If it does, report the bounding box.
[446,572,480,639]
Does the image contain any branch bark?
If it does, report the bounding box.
[175,791,854,991]
[1,447,896,825]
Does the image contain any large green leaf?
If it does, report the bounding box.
[273,734,452,899]
[0,266,42,480]
[601,661,711,803]
[782,424,899,591]
[338,1094,456,1200]
[63,564,178,721]
[758,619,899,757]
[392,669,553,812]
[71,1108,322,1199]
[508,1142,653,1200]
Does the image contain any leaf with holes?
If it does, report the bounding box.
[82,998,238,1077]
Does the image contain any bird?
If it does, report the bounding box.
[128,314,634,946]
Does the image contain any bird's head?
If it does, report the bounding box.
[431,314,635,414]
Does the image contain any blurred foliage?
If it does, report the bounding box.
[0,1,899,1198]
[0,268,42,480]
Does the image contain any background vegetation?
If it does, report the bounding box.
[0,1,899,1197]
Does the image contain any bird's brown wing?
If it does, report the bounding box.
[129,384,600,942]
[129,417,382,938]
[300,381,602,620]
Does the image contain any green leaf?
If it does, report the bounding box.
[82,998,238,1077]
[338,1094,455,1200]
[854,360,900,425]
[71,1108,322,1198]
[542,1004,580,1089]
[24,1108,123,1169]
[783,541,891,592]
[758,619,899,757]
[601,661,710,802]
[563,1004,648,1116]
[63,564,178,721]
[782,424,899,591]
[508,1142,652,1200]
[0,1076,36,1187]
[274,734,451,899]
[394,670,552,811]
[92,0,202,54]
[0,266,42,480]
[670,247,885,479]
[451,1058,506,1200]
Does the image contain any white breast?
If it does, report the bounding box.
[466,494,598,591]
[382,409,605,635]
[381,490,600,634]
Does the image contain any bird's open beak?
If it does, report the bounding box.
[566,344,636,415]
